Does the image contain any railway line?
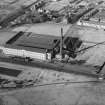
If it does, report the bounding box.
[0,78,103,95]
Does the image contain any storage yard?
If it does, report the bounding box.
[1,0,105,105]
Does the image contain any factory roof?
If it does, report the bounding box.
[3,23,70,53]
[5,32,60,53]
[0,31,18,46]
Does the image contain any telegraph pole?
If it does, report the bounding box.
[60,28,63,60]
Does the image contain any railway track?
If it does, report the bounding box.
[0,79,104,95]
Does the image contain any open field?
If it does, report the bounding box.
[1,81,105,105]
[0,61,103,105]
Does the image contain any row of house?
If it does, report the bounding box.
[77,6,105,29]
[77,20,105,29]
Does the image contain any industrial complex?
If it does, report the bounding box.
[0,23,71,61]
[1,0,105,105]
[1,0,105,78]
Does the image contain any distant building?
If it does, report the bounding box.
[77,19,105,29]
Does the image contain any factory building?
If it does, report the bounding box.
[2,46,50,61]
[1,31,60,61]
[0,23,70,61]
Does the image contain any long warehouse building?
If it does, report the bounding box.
[0,23,70,61]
